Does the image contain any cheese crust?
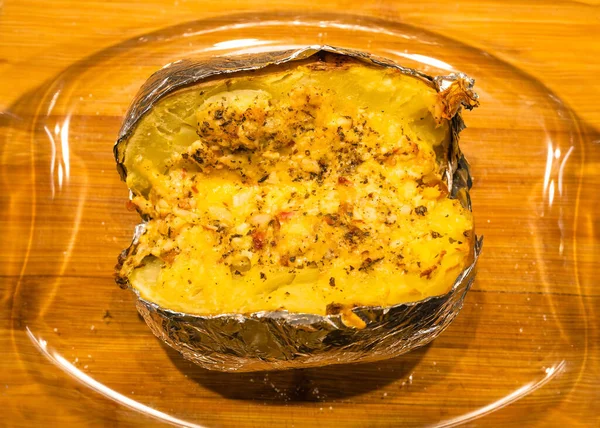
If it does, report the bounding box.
[117,57,473,315]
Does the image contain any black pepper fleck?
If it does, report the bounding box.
[415,205,428,216]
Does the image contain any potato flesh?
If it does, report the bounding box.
[120,58,473,315]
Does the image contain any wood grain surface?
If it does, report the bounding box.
[1,1,598,427]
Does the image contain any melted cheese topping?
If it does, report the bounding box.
[119,60,473,316]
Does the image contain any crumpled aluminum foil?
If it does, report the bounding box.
[115,45,482,372]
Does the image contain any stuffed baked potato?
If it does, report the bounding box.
[115,46,480,371]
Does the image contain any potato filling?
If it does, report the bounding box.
[117,57,473,315]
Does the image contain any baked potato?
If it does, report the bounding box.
[115,46,481,371]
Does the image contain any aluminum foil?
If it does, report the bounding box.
[115,46,481,372]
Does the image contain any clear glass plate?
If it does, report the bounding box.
[4,12,596,426]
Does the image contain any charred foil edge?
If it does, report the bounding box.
[114,46,482,371]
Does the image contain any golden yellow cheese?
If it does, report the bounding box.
[117,55,473,316]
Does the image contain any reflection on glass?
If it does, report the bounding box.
[387,51,454,71]
[26,327,205,428]
[436,360,565,427]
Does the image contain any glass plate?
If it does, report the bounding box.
[4,12,597,426]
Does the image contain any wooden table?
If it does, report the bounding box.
[1,1,598,426]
